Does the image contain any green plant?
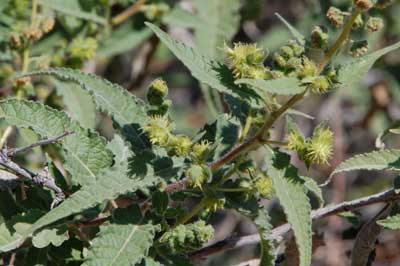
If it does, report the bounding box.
[0,0,400,265]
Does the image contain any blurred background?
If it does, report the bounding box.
[1,0,400,265]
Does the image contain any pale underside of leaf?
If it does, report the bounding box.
[377,214,400,230]
[266,153,312,266]
[338,41,400,90]
[0,99,112,186]
[331,149,400,177]
[83,222,156,266]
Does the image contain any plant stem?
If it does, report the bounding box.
[111,0,145,26]
[174,197,212,226]
[317,8,361,72]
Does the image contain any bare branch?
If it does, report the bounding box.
[7,130,73,157]
[189,188,400,259]
[0,131,72,207]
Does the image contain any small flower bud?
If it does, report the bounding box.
[13,76,31,87]
[147,78,168,106]
[297,57,317,79]
[309,76,331,93]
[350,40,368,57]
[326,7,344,27]
[310,26,329,49]
[246,66,272,80]
[254,174,274,198]
[305,124,333,165]
[352,14,364,29]
[273,53,286,69]
[186,164,210,189]
[41,17,55,33]
[375,0,394,8]
[23,26,43,42]
[207,197,225,212]
[286,57,302,71]
[287,40,305,57]
[287,129,306,152]
[141,3,170,21]
[143,116,171,146]
[160,221,213,253]
[365,17,384,32]
[326,67,339,84]
[68,37,98,60]
[224,42,266,78]
[192,140,212,162]
[279,46,294,60]
[9,32,22,49]
[169,135,192,156]
[355,0,375,11]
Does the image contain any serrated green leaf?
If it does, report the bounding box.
[377,214,400,229]
[38,0,106,24]
[98,25,152,57]
[146,22,263,107]
[254,207,276,266]
[23,68,149,151]
[266,150,312,266]
[236,77,304,95]
[192,0,240,60]
[0,100,112,186]
[301,176,324,206]
[162,6,202,28]
[83,207,157,266]
[32,226,69,248]
[0,164,158,253]
[331,149,400,177]
[338,41,400,91]
[52,78,96,129]
[275,13,305,45]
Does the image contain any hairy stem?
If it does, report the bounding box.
[174,197,212,226]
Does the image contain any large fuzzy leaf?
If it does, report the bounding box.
[266,151,312,266]
[52,78,96,129]
[254,207,276,265]
[338,41,400,90]
[24,68,149,151]
[83,207,157,266]
[236,77,304,95]
[331,149,400,177]
[38,0,106,24]
[0,100,112,186]
[192,0,240,60]
[146,22,263,107]
[0,163,158,253]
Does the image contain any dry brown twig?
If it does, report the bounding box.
[0,130,73,208]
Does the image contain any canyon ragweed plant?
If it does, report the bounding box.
[0,1,399,266]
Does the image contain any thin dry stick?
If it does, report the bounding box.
[111,0,145,26]
[189,188,400,259]
[0,131,73,208]
[7,130,73,156]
